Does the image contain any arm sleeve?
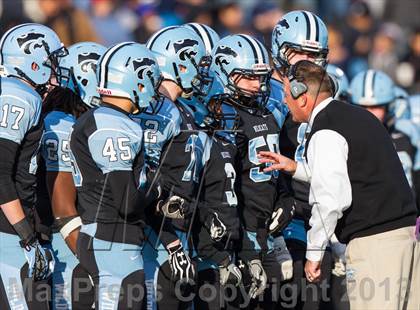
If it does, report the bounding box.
[306,130,352,262]
[0,138,19,204]
[293,160,311,182]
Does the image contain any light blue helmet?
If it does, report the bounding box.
[210,34,272,110]
[179,70,230,128]
[146,25,206,94]
[350,69,395,106]
[58,42,106,108]
[390,86,411,121]
[326,64,349,101]
[185,23,220,55]
[0,23,66,86]
[272,10,328,72]
[96,42,163,112]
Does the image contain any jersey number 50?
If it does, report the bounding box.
[249,133,279,182]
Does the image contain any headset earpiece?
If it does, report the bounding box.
[290,79,308,99]
[288,62,308,99]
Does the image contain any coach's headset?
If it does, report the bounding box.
[287,60,334,99]
[287,61,308,99]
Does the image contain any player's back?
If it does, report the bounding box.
[70,104,144,238]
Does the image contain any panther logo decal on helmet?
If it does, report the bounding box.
[78,52,101,73]
[173,38,198,61]
[133,58,156,80]
[17,33,46,55]
[214,46,238,67]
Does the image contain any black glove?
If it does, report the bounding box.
[14,217,54,281]
[168,244,195,284]
[219,257,242,287]
[267,202,295,235]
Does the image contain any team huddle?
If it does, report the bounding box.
[0,9,418,310]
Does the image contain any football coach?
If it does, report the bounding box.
[258,60,419,310]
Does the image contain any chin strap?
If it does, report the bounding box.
[13,67,48,96]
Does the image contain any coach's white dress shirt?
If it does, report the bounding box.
[293,97,353,262]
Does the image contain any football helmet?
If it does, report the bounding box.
[272,11,328,74]
[0,23,66,87]
[146,25,206,95]
[96,42,163,112]
[210,34,272,111]
[326,64,349,102]
[350,69,395,106]
[58,42,106,108]
[185,23,220,55]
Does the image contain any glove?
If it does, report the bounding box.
[207,212,227,242]
[168,244,195,284]
[273,235,293,281]
[247,259,267,299]
[330,234,346,277]
[157,195,186,219]
[219,258,242,287]
[267,202,295,235]
[13,217,54,281]
[332,258,346,277]
[21,238,54,281]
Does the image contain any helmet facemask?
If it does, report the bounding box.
[225,65,272,112]
[274,43,328,77]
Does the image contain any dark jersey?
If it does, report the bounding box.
[70,103,148,244]
[134,99,211,234]
[159,102,211,203]
[0,77,43,234]
[194,133,239,264]
[233,105,283,232]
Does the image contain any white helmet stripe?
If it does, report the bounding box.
[99,42,132,88]
[305,11,317,42]
[0,23,35,63]
[189,23,212,54]
[241,34,263,64]
[365,69,375,99]
[146,26,177,49]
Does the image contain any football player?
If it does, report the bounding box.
[211,34,295,309]
[350,70,416,191]
[0,23,66,309]
[37,41,106,309]
[69,42,162,309]
[176,61,245,308]
[271,11,338,310]
[132,25,209,309]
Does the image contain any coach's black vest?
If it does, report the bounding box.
[304,100,416,244]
